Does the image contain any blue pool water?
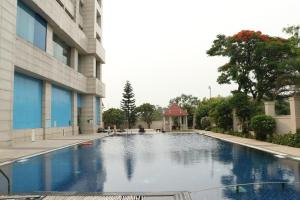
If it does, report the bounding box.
[0,133,300,200]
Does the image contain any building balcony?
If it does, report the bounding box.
[15,37,88,93]
[59,0,75,19]
[87,78,105,97]
[88,38,105,63]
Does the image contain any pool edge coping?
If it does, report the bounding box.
[0,134,108,167]
[195,130,300,161]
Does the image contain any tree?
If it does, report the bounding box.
[195,97,223,129]
[207,30,300,102]
[121,81,136,129]
[169,94,199,127]
[103,108,125,128]
[230,92,257,133]
[136,103,156,128]
[210,98,233,132]
[153,105,164,121]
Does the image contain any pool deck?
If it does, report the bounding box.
[0,191,192,200]
[0,133,108,166]
[196,130,300,160]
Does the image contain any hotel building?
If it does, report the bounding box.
[0,0,105,145]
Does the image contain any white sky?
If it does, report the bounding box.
[102,0,300,109]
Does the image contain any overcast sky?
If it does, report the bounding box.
[102,0,300,109]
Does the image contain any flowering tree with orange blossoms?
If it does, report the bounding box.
[207,30,300,102]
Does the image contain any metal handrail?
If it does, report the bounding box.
[0,168,10,194]
[191,181,300,194]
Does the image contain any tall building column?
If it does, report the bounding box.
[72,92,78,135]
[0,0,17,146]
[70,48,78,71]
[42,82,52,139]
[80,95,97,134]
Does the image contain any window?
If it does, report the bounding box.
[53,34,71,66]
[17,0,47,50]
[97,12,101,27]
[13,72,42,129]
[51,86,72,127]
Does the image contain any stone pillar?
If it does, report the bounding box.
[80,95,97,134]
[46,24,53,55]
[179,116,182,130]
[42,82,52,139]
[0,0,17,146]
[71,92,78,135]
[79,55,96,78]
[169,117,172,132]
[70,48,78,71]
[185,116,188,130]
[163,116,166,131]
[264,101,276,116]
[289,96,300,133]
[192,113,196,129]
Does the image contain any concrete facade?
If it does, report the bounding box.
[0,0,105,145]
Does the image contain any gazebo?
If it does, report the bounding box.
[163,103,188,132]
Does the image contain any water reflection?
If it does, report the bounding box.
[0,133,300,200]
[123,136,136,180]
[0,140,107,193]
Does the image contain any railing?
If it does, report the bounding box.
[0,168,11,194]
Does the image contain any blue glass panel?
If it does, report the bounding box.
[34,14,47,50]
[51,86,72,127]
[96,97,100,125]
[13,72,42,129]
[77,94,82,108]
[16,0,47,51]
[17,0,35,44]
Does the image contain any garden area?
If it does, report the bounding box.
[195,26,300,148]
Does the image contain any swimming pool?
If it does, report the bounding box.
[0,133,300,199]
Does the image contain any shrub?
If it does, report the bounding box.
[270,134,296,146]
[200,117,211,130]
[251,115,276,140]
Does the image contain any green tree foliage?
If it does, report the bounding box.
[103,108,125,128]
[195,97,225,129]
[153,106,164,121]
[210,98,233,131]
[230,92,257,133]
[121,81,136,129]
[169,94,199,127]
[136,103,156,128]
[207,30,300,102]
[275,98,290,115]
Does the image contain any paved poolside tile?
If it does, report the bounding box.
[198,130,300,158]
[0,133,107,165]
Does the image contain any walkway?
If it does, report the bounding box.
[196,130,300,160]
[0,133,107,166]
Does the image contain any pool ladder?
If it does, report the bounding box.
[0,168,10,194]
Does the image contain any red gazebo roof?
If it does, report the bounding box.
[163,103,188,117]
